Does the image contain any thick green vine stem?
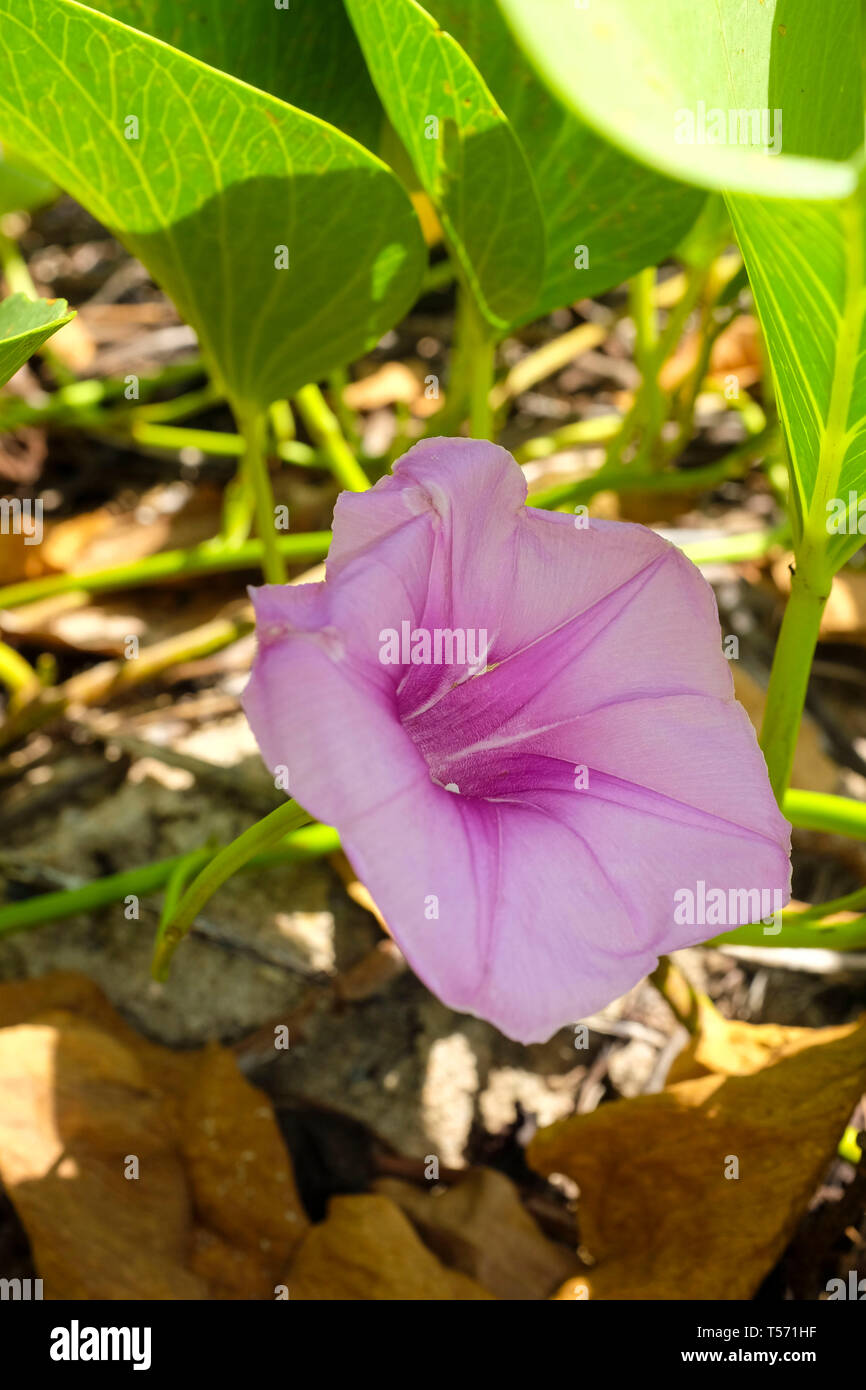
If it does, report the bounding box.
[2,788,866,951]
[294,382,371,492]
[439,282,497,440]
[759,568,829,802]
[236,407,287,585]
[0,639,40,701]
[708,789,866,950]
[0,824,339,939]
[150,798,314,980]
[714,916,866,951]
[784,788,866,840]
[628,265,665,470]
[0,531,331,610]
[465,306,497,441]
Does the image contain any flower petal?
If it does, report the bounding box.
[244,437,791,1043]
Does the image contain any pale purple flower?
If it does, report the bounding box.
[243,438,790,1042]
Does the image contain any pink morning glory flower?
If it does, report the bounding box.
[243,438,791,1043]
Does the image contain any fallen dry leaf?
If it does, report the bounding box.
[659,313,761,393]
[0,1014,206,1299]
[374,1168,580,1299]
[667,996,839,1084]
[42,483,225,575]
[0,524,46,585]
[529,1015,866,1300]
[342,360,440,418]
[0,972,307,1299]
[50,314,96,373]
[179,1045,307,1297]
[285,1193,494,1300]
[0,589,238,657]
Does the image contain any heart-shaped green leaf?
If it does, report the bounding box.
[429,0,704,321]
[345,0,545,329]
[88,0,384,149]
[729,188,866,579]
[0,0,425,412]
[499,0,861,199]
[499,0,866,583]
[0,292,74,387]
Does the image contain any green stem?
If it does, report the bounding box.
[127,420,245,457]
[677,523,789,566]
[0,851,211,937]
[660,303,728,466]
[158,849,211,928]
[0,532,331,610]
[0,639,39,699]
[438,283,496,439]
[784,788,866,840]
[103,418,317,467]
[268,399,295,445]
[629,267,666,470]
[235,408,286,585]
[706,791,866,951]
[791,883,866,920]
[0,823,339,938]
[469,332,495,441]
[0,362,205,431]
[295,382,370,491]
[528,427,774,511]
[711,911,866,951]
[0,227,38,299]
[514,415,622,465]
[601,395,640,472]
[492,321,608,415]
[457,289,496,439]
[327,367,362,452]
[221,464,256,547]
[602,265,675,473]
[124,380,219,426]
[154,847,218,951]
[151,799,314,979]
[655,261,708,364]
[759,569,829,802]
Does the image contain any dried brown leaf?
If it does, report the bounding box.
[285,1193,495,1300]
[0,1015,205,1299]
[0,972,308,1299]
[374,1168,579,1299]
[529,1016,866,1300]
[667,996,831,1084]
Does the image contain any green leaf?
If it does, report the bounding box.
[0,0,425,412]
[728,188,866,579]
[0,143,56,216]
[499,0,862,198]
[345,0,545,329]
[0,292,74,386]
[87,0,384,149]
[428,0,704,320]
[497,0,866,580]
